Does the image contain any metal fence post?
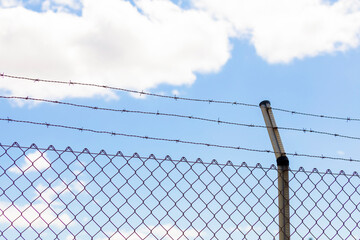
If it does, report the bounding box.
[259,100,290,240]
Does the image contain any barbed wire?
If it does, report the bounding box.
[271,107,358,122]
[0,116,359,163]
[3,73,359,122]
[2,95,360,141]
[1,142,358,176]
[1,73,258,106]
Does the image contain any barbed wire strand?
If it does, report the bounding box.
[2,95,360,141]
[0,117,359,163]
[271,107,358,122]
[1,73,258,107]
[3,73,359,122]
[1,142,358,176]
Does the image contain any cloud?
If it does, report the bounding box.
[171,89,180,96]
[2,0,360,104]
[337,150,346,156]
[227,225,263,234]
[193,0,360,63]
[9,151,50,174]
[238,225,263,233]
[66,235,76,240]
[0,178,87,230]
[0,184,72,229]
[41,0,83,12]
[0,0,20,7]
[0,201,72,229]
[0,0,232,102]
[36,183,70,204]
[103,224,204,240]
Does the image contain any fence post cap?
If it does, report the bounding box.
[259,100,271,107]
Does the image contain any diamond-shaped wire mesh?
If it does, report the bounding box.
[0,143,359,240]
[289,168,360,239]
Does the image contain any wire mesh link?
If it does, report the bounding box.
[288,168,360,239]
[0,143,359,239]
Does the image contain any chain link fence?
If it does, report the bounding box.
[0,143,359,239]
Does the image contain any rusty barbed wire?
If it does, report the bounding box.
[0,117,359,163]
[2,95,360,141]
[2,73,360,122]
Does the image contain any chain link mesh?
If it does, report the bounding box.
[0,143,359,239]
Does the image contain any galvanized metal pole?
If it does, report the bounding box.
[259,100,290,240]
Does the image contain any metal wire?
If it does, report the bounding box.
[271,106,360,122]
[1,142,358,176]
[0,143,359,239]
[3,73,360,122]
[1,117,359,163]
[2,95,360,142]
[1,74,258,107]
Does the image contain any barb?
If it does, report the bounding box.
[3,73,360,122]
[2,95,360,141]
[271,107,360,122]
[1,74,257,107]
[1,116,359,163]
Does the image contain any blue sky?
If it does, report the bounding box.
[1,0,360,239]
[1,0,360,172]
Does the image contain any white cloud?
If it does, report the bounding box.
[0,0,232,102]
[193,0,360,63]
[0,179,87,230]
[227,225,263,234]
[0,201,72,229]
[151,224,201,239]
[0,0,20,7]
[35,180,86,204]
[42,0,82,12]
[36,183,70,204]
[103,224,204,240]
[2,0,360,103]
[26,0,42,4]
[51,0,82,9]
[9,151,50,174]
[337,150,346,156]
[66,235,76,240]
[238,225,263,233]
[69,179,85,192]
[172,89,180,96]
